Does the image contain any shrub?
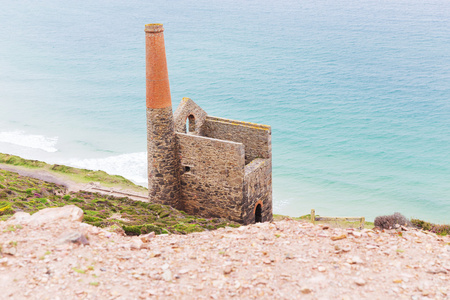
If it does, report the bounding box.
[51,164,78,174]
[374,212,411,229]
[25,188,37,196]
[122,225,142,236]
[159,211,170,218]
[141,224,162,235]
[0,204,14,215]
[83,216,103,223]
[410,219,433,231]
[411,219,450,236]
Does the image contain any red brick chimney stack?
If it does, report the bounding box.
[145,24,172,109]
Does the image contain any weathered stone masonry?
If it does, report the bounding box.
[177,133,245,222]
[146,107,180,208]
[146,24,272,224]
[171,98,273,224]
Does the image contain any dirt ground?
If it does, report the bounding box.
[1,206,449,300]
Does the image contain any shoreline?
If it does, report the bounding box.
[0,163,149,202]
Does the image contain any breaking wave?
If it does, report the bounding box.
[66,152,148,187]
[0,130,58,153]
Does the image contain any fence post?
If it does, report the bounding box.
[311,209,315,224]
[360,217,365,229]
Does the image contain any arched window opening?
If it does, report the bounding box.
[255,204,262,223]
[186,114,195,134]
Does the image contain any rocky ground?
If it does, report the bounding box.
[1,206,449,300]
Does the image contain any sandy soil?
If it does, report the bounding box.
[1,208,449,300]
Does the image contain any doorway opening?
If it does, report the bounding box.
[255,204,262,223]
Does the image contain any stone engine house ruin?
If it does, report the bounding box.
[145,24,272,224]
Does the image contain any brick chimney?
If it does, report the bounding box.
[145,24,180,207]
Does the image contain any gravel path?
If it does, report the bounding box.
[1,211,449,299]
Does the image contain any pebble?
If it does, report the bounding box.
[355,278,366,286]
[130,238,144,250]
[139,232,156,243]
[331,234,347,241]
[57,232,89,245]
[342,244,351,252]
[1,243,17,255]
[300,287,312,294]
[350,256,364,264]
[351,231,362,238]
[223,266,233,275]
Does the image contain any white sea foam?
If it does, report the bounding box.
[67,152,148,187]
[0,130,58,153]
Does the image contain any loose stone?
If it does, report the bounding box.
[223,266,233,275]
[300,287,312,294]
[355,278,366,286]
[331,234,347,241]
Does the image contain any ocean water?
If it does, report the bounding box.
[1,0,449,222]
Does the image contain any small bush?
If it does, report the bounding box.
[122,225,142,236]
[25,188,37,196]
[70,198,84,203]
[83,216,103,223]
[411,219,450,236]
[374,212,411,229]
[141,224,162,235]
[51,164,79,174]
[0,204,14,215]
[159,211,170,218]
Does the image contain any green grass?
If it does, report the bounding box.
[72,267,86,274]
[0,153,147,193]
[0,169,239,235]
[273,214,375,229]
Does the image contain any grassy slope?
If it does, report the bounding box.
[0,153,147,193]
[0,154,239,235]
[273,214,375,229]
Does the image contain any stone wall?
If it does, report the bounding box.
[147,107,181,208]
[173,98,207,135]
[243,158,273,225]
[202,116,271,164]
[177,133,245,222]
[147,98,273,224]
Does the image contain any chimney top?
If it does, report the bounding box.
[145,24,164,33]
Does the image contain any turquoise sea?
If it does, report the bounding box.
[1,0,449,222]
